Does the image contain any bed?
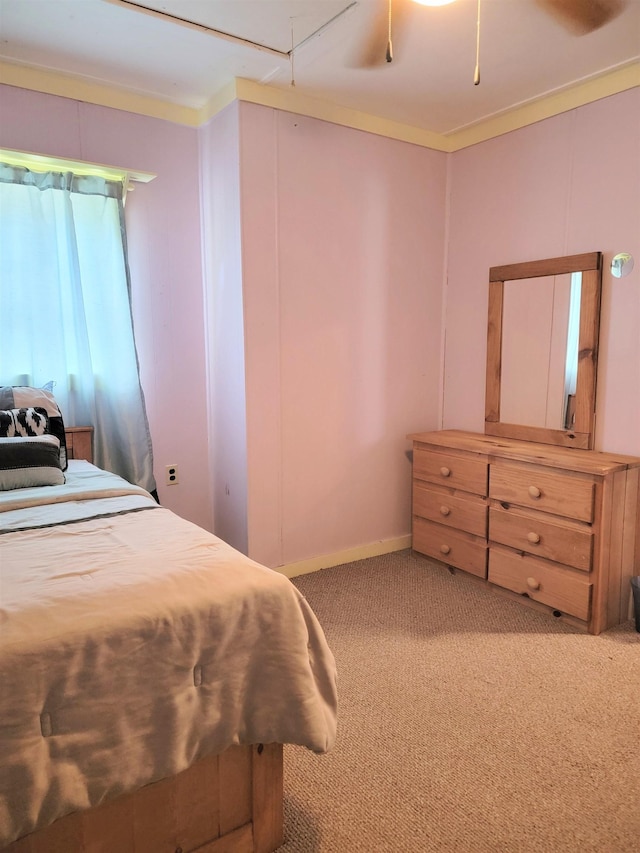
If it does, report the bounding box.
[0,404,338,853]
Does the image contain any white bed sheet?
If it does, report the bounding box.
[0,462,337,846]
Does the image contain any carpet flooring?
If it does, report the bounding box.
[279,549,640,853]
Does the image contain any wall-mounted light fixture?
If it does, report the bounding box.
[610,253,634,278]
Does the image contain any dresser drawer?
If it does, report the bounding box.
[488,546,592,621]
[414,481,487,537]
[489,507,593,572]
[413,517,487,578]
[413,449,488,496]
[490,463,595,522]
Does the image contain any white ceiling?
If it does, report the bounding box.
[0,0,638,136]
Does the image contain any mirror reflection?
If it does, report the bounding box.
[485,251,602,450]
[500,272,582,431]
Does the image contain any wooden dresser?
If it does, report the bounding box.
[409,430,640,635]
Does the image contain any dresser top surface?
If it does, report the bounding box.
[408,430,640,475]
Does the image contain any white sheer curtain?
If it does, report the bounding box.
[0,164,156,493]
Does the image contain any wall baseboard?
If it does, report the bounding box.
[275,535,412,580]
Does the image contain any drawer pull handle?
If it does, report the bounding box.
[528,485,542,499]
[440,467,451,478]
[440,544,451,555]
[527,532,541,544]
[526,577,540,591]
[440,506,451,517]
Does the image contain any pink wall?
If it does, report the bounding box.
[199,103,248,552]
[4,80,636,566]
[445,88,640,455]
[0,84,213,528]
[238,104,447,567]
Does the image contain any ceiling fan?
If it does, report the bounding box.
[353,0,628,69]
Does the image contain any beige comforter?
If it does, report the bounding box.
[0,462,337,846]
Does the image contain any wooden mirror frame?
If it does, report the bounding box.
[485,251,602,450]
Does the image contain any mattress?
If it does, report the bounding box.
[0,461,338,846]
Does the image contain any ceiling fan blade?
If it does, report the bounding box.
[348,0,411,68]
[535,0,627,35]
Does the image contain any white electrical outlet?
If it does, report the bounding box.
[165,464,179,486]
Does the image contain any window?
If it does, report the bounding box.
[0,153,156,492]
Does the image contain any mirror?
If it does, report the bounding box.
[500,272,579,431]
[485,252,602,450]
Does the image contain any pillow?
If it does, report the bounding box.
[0,407,49,437]
[0,386,67,470]
[0,435,65,490]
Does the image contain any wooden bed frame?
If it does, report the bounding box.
[5,744,284,853]
[2,429,285,853]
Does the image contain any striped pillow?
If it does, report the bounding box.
[0,387,68,470]
[0,435,65,490]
